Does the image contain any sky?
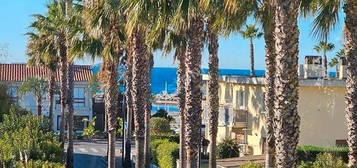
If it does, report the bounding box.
[0,0,346,70]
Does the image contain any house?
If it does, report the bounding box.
[0,64,93,132]
[202,55,348,155]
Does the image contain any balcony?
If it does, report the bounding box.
[232,109,248,129]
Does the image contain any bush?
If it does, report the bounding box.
[83,117,98,139]
[297,145,348,163]
[151,134,180,143]
[0,113,64,166]
[150,139,170,164]
[16,160,65,168]
[240,162,264,168]
[217,139,240,159]
[298,153,347,168]
[152,109,174,122]
[150,117,171,135]
[157,142,179,168]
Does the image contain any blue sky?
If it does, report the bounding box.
[0,0,346,70]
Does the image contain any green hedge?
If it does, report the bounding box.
[157,142,179,168]
[240,162,264,168]
[151,134,179,143]
[297,146,348,163]
[150,139,170,164]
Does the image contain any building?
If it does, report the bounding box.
[0,64,93,132]
[202,55,348,155]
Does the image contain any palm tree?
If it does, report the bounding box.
[329,49,345,78]
[29,1,69,147]
[239,24,263,77]
[253,0,277,167]
[273,0,301,167]
[26,28,58,131]
[343,1,357,167]
[19,77,49,116]
[81,1,126,167]
[314,41,335,78]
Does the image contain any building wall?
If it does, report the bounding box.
[4,81,93,131]
[211,80,347,155]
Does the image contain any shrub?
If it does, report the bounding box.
[217,139,240,159]
[240,162,264,168]
[83,117,98,139]
[151,134,180,143]
[16,160,65,168]
[150,117,171,135]
[150,139,170,164]
[152,109,174,122]
[298,153,347,168]
[297,145,348,163]
[157,142,179,168]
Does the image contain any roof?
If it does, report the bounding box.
[0,64,93,82]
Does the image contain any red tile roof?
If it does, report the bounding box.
[0,64,93,82]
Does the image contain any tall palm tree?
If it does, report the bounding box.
[253,1,277,167]
[314,41,335,78]
[273,0,301,167]
[19,77,49,116]
[26,28,58,131]
[172,1,205,166]
[29,1,69,147]
[343,1,357,167]
[329,49,345,78]
[239,24,263,77]
[81,0,126,167]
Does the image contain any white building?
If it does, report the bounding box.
[0,64,93,131]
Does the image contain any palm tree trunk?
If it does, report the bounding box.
[273,1,300,167]
[323,52,328,78]
[102,58,120,168]
[177,45,187,168]
[131,28,147,168]
[185,14,204,168]
[59,38,68,148]
[66,62,74,168]
[344,1,357,167]
[124,47,133,167]
[37,97,42,116]
[48,70,56,131]
[264,19,276,168]
[207,19,219,168]
[144,53,153,168]
[250,38,255,77]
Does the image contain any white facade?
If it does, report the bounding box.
[5,81,93,132]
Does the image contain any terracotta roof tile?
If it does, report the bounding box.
[0,64,93,82]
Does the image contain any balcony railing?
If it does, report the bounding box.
[232,109,248,129]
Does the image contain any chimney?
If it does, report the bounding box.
[339,57,347,79]
[304,56,323,79]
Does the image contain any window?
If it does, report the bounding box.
[8,87,18,99]
[55,94,61,109]
[236,91,246,109]
[57,115,89,131]
[336,139,347,147]
[74,88,85,108]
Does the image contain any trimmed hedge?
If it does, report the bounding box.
[240,162,264,168]
[297,146,348,163]
[151,134,180,143]
[157,142,179,168]
[150,139,170,164]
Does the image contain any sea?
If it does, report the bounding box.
[93,65,267,113]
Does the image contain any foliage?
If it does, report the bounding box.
[217,139,240,159]
[0,84,18,122]
[15,160,65,168]
[82,117,98,139]
[116,117,124,138]
[150,139,170,165]
[156,142,179,168]
[0,113,63,166]
[314,41,335,54]
[152,109,174,122]
[240,162,264,168]
[297,145,348,163]
[298,153,347,168]
[18,77,48,99]
[239,24,263,40]
[150,117,172,135]
[151,134,180,143]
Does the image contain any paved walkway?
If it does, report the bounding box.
[65,140,126,168]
